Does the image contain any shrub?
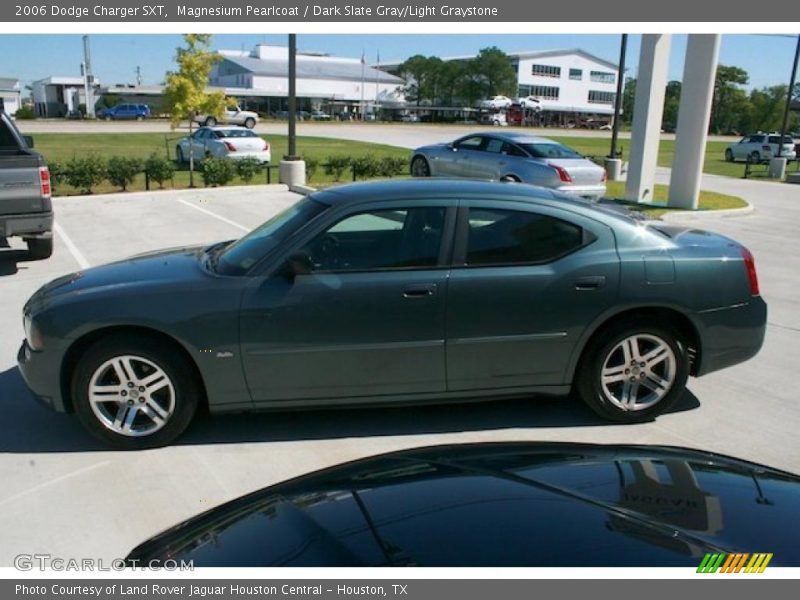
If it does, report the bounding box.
[106,156,143,191]
[144,153,175,188]
[324,155,352,181]
[305,157,320,182]
[235,157,262,184]
[352,156,381,180]
[65,155,106,194]
[378,156,406,178]
[13,106,35,120]
[201,157,235,187]
[48,161,65,191]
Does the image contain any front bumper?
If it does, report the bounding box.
[17,339,69,413]
[0,211,53,239]
[694,296,768,377]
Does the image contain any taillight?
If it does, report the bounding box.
[263,141,270,151]
[39,166,51,199]
[549,164,573,183]
[741,246,760,296]
[600,169,607,183]
[762,145,771,152]
[223,141,237,152]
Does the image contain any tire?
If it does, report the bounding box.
[176,146,185,164]
[104,115,112,121]
[25,237,53,260]
[575,319,689,423]
[244,118,256,129]
[204,117,217,127]
[725,149,734,162]
[71,334,200,449]
[410,156,431,177]
[500,175,520,183]
[750,151,761,164]
[136,115,144,122]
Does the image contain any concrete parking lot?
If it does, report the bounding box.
[0,172,798,565]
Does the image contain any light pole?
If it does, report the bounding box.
[279,33,306,186]
[605,34,627,181]
[778,34,800,158]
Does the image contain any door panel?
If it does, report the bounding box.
[445,202,620,391]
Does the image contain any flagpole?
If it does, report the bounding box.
[375,50,380,118]
[360,49,365,121]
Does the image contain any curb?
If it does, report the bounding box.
[52,183,291,202]
[659,199,754,222]
[290,184,318,195]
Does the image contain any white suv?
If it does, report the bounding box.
[725,133,797,163]
[194,106,259,129]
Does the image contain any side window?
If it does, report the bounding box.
[464,208,584,266]
[455,136,485,151]
[503,143,527,157]
[303,207,446,272]
[0,119,19,150]
[484,138,504,154]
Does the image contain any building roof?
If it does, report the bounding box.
[0,77,20,92]
[379,48,619,72]
[222,55,403,84]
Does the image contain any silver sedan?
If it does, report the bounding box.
[411,132,606,200]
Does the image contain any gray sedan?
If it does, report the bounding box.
[411,132,607,200]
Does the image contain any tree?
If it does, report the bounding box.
[710,65,749,134]
[621,78,636,125]
[437,61,466,106]
[468,47,517,101]
[397,55,436,106]
[745,84,790,133]
[662,80,682,132]
[163,34,225,186]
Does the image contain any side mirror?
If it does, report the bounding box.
[23,135,34,148]
[284,251,313,280]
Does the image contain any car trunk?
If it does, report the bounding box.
[223,136,266,153]
[547,158,605,185]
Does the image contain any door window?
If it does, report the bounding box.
[455,136,485,151]
[484,138,504,154]
[303,207,446,272]
[463,208,584,266]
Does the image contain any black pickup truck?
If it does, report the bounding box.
[0,110,53,259]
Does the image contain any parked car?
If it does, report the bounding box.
[126,442,800,566]
[411,132,607,200]
[725,133,797,163]
[18,179,766,449]
[194,105,258,129]
[175,126,270,164]
[481,95,513,110]
[99,103,150,121]
[517,96,543,111]
[479,112,507,126]
[0,110,53,259]
[310,110,332,121]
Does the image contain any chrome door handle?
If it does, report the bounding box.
[403,284,437,298]
[575,276,606,290]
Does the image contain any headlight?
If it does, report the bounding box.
[23,312,44,351]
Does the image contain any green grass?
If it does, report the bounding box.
[34,132,409,195]
[603,181,748,218]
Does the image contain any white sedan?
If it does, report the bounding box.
[480,95,513,110]
[176,127,271,164]
[193,106,259,129]
[517,96,543,111]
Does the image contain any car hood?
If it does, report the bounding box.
[27,244,210,309]
[126,443,800,567]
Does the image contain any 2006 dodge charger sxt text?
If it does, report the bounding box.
[17,180,767,449]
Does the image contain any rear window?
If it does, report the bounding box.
[0,117,21,151]
[518,143,582,159]
[768,136,793,144]
[215,129,258,138]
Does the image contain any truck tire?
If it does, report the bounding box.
[26,237,53,260]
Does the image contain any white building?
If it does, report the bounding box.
[381,48,620,124]
[209,44,405,116]
[0,78,21,115]
[32,76,100,117]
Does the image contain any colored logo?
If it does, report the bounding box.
[697,553,773,573]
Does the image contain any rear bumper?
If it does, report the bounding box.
[555,184,607,201]
[17,339,68,413]
[228,151,271,164]
[694,297,767,377]
[0,211,53,239]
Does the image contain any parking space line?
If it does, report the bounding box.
[54,222,90,269]
[174,198,250,233]
[0,461,111,508]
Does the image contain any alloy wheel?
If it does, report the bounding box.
[599,334,677,411]
[88,355,176,437]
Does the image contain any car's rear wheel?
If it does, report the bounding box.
[72,335,199,449]
[136,115,144,122]
[575,320,689,423]
[244,118,256,129]
[750,151,761,164]
[500,174,520,183]
[725,149,734,162]
[104,115,112,121]
[204,117,217,127]
[411,156,430,177]
[25,237,53,260]
[176,146,185,164]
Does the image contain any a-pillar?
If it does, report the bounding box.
[625,34,672,203]
[668,34,721,209]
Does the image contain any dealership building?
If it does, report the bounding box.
[380,48,621,124]
[0,77,21,115]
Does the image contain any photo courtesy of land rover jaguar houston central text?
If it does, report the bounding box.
[17,180,767,449]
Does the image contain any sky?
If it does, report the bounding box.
[0,33,796,91]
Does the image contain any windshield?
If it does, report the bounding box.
[519,143,583,159]
[216,197,329,275]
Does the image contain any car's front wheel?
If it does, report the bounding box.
[575,320,689,423]
[72,335,200,449]
[725,149,734,162]
[411,156,430,177]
